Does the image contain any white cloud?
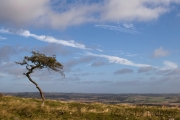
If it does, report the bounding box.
[99,0,176,22]
[162,60,178,70]
[94,24,139,34]
[0,0,98,29]
[0,28,88,50]
[0,0,49,27]
[0,28,10,34]
[152,47,169,58]
[86,52,151,67]
[0,0,179,29]
[123,23,135,29]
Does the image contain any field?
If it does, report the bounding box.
[4,92,180,105]
[1,95,180,120]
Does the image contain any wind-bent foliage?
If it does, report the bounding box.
[16,51,64,106]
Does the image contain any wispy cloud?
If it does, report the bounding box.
[123,23,135,29]
[176,13,180,17]
[94,24,139,34]
[86,52,151,68]
[152,47,169,58]
[0,36,6,40]
[155,61,178,76]
[0,28,10,34]
[0,28,88,50]
[137,61,178,73]
[125,53,139,57]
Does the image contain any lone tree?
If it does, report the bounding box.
[16,51,64,106]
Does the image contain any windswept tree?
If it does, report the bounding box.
[16,51,64,106]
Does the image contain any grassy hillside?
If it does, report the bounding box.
[0,96,180,120]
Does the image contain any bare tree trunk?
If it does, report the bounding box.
[26,73,45,107]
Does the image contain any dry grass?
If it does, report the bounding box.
[0,93,3,98]
[1,95,180,120]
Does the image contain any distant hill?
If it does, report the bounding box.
[4,92,180,106]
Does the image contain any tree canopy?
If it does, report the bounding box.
[16,51,64,76]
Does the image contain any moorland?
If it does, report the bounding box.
[1,93,180,119]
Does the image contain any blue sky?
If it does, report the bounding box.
[0,0,180,93]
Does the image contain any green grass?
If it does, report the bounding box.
[1,96,180,120]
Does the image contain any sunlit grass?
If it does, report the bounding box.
[0,95,180,120]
